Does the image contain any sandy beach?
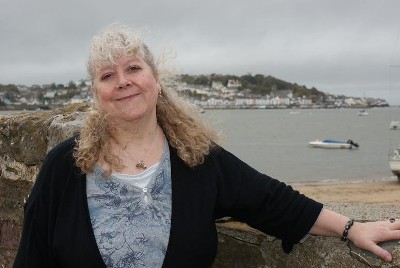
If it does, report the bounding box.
[292,179,400,205]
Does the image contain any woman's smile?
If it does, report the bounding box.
[115,93,140,101]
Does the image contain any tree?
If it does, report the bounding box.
[79,80,87,88]
[0,84,18,93]
[0,84,19,102]
[68,81,77,89]
[193,75,209,86]
[36,90,45,103]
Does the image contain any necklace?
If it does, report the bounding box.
[119,127,160,170]
[136,160,147,170]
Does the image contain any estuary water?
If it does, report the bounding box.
[2,108,400,184]
[204,108,400,184]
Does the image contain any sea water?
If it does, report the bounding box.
[2,108,400,184]
[204,107,400,184]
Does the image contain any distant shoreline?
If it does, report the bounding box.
[1,105,398,113]
[201,105,393,110]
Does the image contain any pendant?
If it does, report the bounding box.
[136,160,147,170]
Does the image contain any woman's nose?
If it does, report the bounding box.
[116,73,132,89]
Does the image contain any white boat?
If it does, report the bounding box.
[289,110,301,115]
[389,120,400,130]
[389,147,400,182]
[358,109,368,116]
[308,139,359,149]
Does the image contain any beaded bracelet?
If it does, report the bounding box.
[341,219,355,241]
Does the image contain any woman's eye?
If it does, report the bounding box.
[128,65,140,72]
[100,73,113,81]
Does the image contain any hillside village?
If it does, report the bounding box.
[174,79,389,109]
[0,75,390,111]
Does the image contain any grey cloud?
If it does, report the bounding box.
[1,0,400,104]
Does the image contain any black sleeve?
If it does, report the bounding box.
[213,147,323,253]
[13,152,56,267]
[13,138,75,267]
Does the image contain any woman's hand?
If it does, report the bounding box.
[348,220,400,262]
[309,209,400,262]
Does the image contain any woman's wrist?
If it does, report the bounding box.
[309,209,356,238]
[341,218,355,241]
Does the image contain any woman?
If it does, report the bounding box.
[14,24,400,267]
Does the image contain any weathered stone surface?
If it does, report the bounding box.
[1,105,399,268]
[0,156,39,183]
[0,104,89,268]
[0,111,51,165]
[0,220,20,249]
[46,111,87,152]
[213,203,400,267]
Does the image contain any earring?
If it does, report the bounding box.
[158,90,163,97]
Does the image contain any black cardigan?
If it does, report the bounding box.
[14,137,323,268]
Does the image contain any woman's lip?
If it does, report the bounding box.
[116,93,139,101]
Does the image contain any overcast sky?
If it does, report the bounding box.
[1,0,400,104]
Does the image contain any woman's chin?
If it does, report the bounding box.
[117,110,149,123]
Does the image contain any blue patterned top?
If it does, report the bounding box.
[87,142,172,268]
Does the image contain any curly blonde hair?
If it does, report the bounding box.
[74,24,220,174]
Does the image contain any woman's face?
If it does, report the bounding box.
[93,53,159,123]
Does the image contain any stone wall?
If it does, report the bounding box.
[0,105,88,268]
[1,105,399,268]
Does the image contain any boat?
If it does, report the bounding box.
[389,147,400,182]
[308,139,359,149]
[389,120,400,130]
[289,110,301,115]
[358,109,368,116]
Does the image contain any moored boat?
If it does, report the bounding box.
[389,120,400,130]
[358,109,368,116]
[389,147,400,182]
[308,139,359,149]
